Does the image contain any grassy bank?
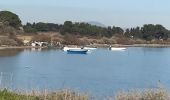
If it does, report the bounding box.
[0,88,170,100]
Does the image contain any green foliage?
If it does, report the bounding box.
[125,24,170,41]
[23,23,37,33]
[62,21,124,37]
[0,89,38,100]
[23,21,170,41]
[0,11,22,29]
[23,21,124,37]
[0,89,89,100]
[23,22,61,33]
[141,24,168,40]
[63,21,73,33]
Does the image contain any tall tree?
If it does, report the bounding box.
[0,11,22,29]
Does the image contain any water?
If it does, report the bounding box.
[0,47,170,97]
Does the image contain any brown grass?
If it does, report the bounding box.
[113,88,170,100]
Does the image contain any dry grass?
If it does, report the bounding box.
[1,87,170,100]
[16,35,33,41]
[113,88,170,100]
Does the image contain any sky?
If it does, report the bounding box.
[0,0,170,29]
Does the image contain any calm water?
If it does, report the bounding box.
[0,47,170,97]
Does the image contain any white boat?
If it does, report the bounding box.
[110,47,126,51]
[63,47,82,51]
[83,47,97,50]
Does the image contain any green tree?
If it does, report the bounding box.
[63,21,73,33]
[23,22,37,33]
[0,11,22,29]
[141,24,168,40]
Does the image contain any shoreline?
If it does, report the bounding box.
[1,44,170,49]
[91,44,170,47]
[0,46,47,49]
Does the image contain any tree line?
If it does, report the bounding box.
[124,24,170,41]
[23,21,124,37]
[0,11,169,41]
[24,21,170,41]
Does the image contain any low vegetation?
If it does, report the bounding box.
[0,87,170,100]
[1,10,170,46]
[0,89,89,100]
[114,88,170,100]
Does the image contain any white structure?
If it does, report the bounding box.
[31,41,48,47]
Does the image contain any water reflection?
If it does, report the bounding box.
[0,49,23,57]
[0,48,59,55]
[0,72,13,89]
[31,48,42,51]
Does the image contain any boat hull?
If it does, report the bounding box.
[63,47,81,51]
[110,47,126,51]
[83,47,97,50]
[67,49,88,54]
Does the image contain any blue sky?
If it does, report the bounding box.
[0,0,170,29]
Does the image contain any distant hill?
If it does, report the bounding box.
[87,21,106,27]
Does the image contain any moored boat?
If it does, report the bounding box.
[63,47,82,51]
[83,47,97,50]
[109,47,126,51]
[67,49,88,54]
[111,47,126,51]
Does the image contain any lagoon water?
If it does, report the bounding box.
[0,47,170,97]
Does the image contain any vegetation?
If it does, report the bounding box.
[0,10,170,46]
[0,89,37,100]
[114,88,170,100]
[0,88,170,100]
[23,21,124,38]
[125,24,170,41]
[23,22,62,33]
[0,11,23,46]
[0,11,22,29]
[0,89,89,100]
[24,21,170,42]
